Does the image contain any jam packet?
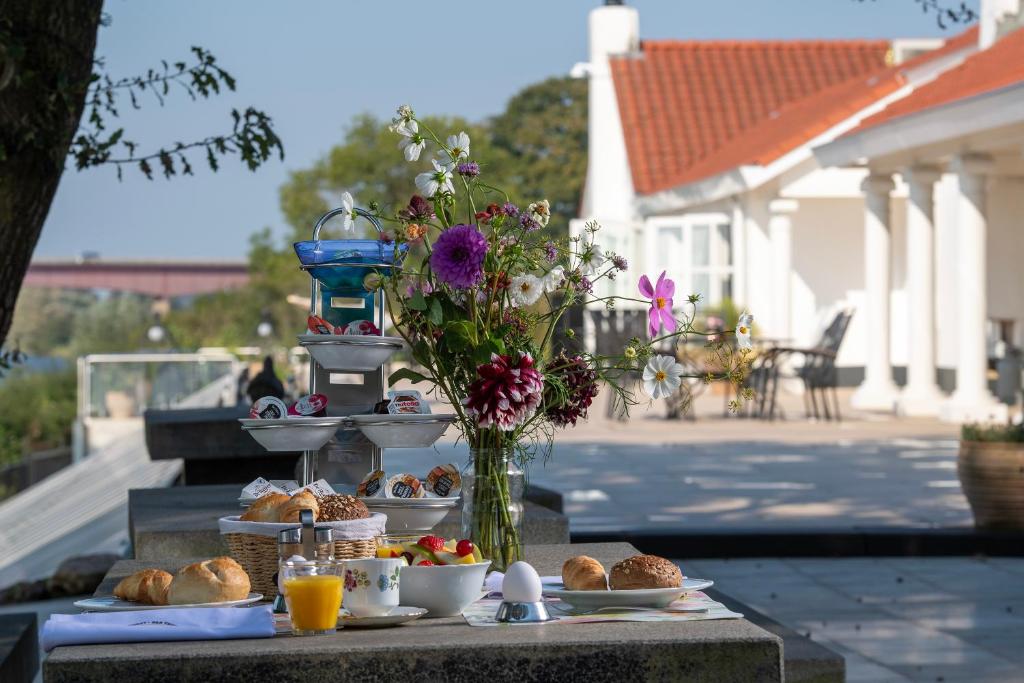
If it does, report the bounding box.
[250,396,288,419]
[288,393,328,417]
[341,319,380,336]
[384,473,424,499]
[307,315,339,335]
[357,470,387,498]
[425,463,461,498]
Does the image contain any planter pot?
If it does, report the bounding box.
[958,440,1024,530]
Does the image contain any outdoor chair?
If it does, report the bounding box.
[753,309,854,421]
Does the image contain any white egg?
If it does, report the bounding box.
[502,561,542,603]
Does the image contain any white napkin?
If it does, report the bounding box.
[484,572,562,594]
[41,606,275,652]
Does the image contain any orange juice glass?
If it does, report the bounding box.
[282,560,344,635]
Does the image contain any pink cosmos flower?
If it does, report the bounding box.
[639,271,677,338]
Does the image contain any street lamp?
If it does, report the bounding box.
[257,310,274,339]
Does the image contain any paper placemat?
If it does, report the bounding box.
[462,591,742,626]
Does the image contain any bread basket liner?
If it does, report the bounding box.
[218,513,386,599]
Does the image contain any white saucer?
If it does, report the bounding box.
[75,593,264,612]
[543,578,713,610]
[338,605,427,628]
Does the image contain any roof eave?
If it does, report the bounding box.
[814,81,1024,168]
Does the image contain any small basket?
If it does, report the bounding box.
[218,513,386,599]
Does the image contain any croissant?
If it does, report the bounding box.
[562,556,608,591]
[239,492,290,522]
[113,569,173,605]
[278,490,319,523]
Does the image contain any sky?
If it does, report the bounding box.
[35,0,979,261]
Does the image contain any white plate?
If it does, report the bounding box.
[360,496,458,532]
[239,416,347,452]
[338,605,427,628]
[75,593,264,612]
[542,579,713,610]
[299,334,404,372]
[350,413,457,448]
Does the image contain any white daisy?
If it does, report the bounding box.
[439,131,470,165]
[542,265,565,292]
[510,274,544,307]
[340,191,355,232]
[736,312,754,350]
[642,354,684,400]
[396,119,426,161]
[579,242,605,275]
[527,199,551,227]
[415,159,454,198]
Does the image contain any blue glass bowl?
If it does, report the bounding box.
[294,240,407,289]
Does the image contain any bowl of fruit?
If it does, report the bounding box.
[378,534,490,617]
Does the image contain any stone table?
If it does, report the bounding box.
[44,543,783,682]
[129,485,570,561]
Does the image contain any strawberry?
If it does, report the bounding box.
[418,535,445,552]
[417,560,434,567]
[456,539,474,557]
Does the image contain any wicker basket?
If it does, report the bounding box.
[219,513,385,598]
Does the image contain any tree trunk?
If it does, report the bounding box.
[0,0,103,349]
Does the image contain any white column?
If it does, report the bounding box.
[851,173,899,411]
[731,199,747,307]
[897,166,944,416]
[769,199,798,341]
[941,154,1007,422]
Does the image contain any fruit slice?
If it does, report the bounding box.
[443,538,458,553]
[472,545,484,563]
[409,543,442,565]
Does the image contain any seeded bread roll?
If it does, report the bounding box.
[317,494,369,521]
[608,555,682,590]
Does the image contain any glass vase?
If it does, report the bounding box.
[461,447,524,572]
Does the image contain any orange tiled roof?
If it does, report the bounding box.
[611,29,976,195]
[850,26,1024,134]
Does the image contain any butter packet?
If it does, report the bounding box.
[357,470,386,498]
[250,396,287,419]
[386,389,429,415]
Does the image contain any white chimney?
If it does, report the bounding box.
[581,0,639,222]
[979,0,1021,49]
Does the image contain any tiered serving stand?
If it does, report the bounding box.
[240,207,457,531]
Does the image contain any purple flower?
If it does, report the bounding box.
[457,162,480,177]
[399,195,435,222]
[430,224,488,289]
[639,271,677,338]
[544,241,558,263]
[575,276,593,294]
[405,280,434,298]
[520,214,540,232]
[612,254,628,271]
[502,202,520,217]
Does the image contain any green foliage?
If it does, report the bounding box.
[66,294,152,356]
[962,422,1024,443]
[0,370,77,465]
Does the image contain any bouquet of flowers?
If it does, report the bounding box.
[357,105,754,569]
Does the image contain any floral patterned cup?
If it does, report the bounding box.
[342,558,403,617]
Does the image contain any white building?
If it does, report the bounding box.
[573,0,1024,421]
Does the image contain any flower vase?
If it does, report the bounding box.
[461,447,524,572]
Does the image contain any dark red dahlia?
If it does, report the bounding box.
[463,353,544,431]
[543,352,600,427]
[399,195,435,222]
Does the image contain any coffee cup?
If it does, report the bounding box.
[342,558,402,617]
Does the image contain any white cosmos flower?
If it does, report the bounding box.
[542,265,565,292]
[396,119,426,161]
[736,312,754,350]
[340,191,355,232]
[439,131,470,165]
[510,274,544,307]
[527,199,551,227]
[643,354,684,399]
[579,243,605,275]
[415,159,455,198]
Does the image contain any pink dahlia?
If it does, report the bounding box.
[463,353,544,431]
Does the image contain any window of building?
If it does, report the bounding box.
[648,214,733,306]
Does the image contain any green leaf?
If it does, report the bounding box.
[428,298,443,326]
[389,368,429,385]
[408,291,428,311]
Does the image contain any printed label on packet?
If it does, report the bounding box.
[307,315,336,335]
[386,389,429,415]
[288,393,328,417]
[425,464,461,498]
[242,477,285,499]
[384,473,424,499]
[272,480,301,494]
[300,478,336,498]
[250,396,287,420]
[357,470,386,498]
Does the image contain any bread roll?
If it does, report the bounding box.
[240,492,289,522]
[562,556,607,590]
[279,490,319,523]
[167,557,251,605]
[113,569,173,605]
[609,555,682,590]
[317,494,369,521]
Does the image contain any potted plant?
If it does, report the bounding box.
[959,422,1024,530]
